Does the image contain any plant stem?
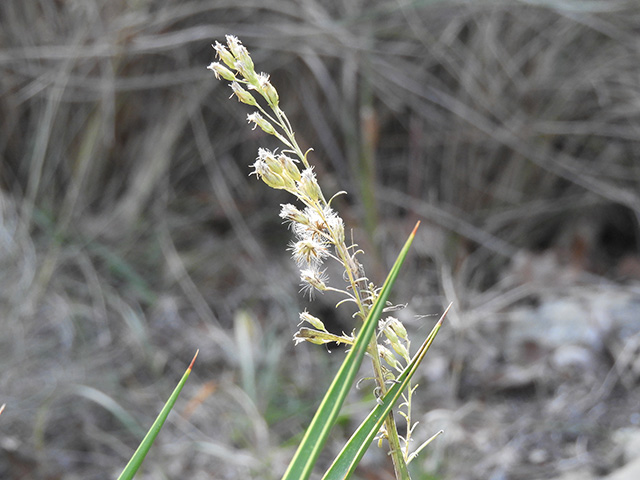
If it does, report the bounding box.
[250,79,411,480]
[330,234,410,479]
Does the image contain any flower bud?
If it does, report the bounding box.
[325,208,345,244]
[294,327,332,345]
[264,172,289,189]
[299,168,321,202]
[299,310,327,331]
[279,172,296,191]
[225,36,242,57]
[259,148,283,174]
[386,316,408,341]
[280,204,309,225]
[279,154,301,182]
[383,325,399,345]
[226,35,255,72]
[247,112,277,136]
[230,82,257,106]
[213,41,236,69]
[382,320,410,362]
[250,156,287,190]
[234,60,259,87]
[262,79,279,107]
[207,62,236,81]
[378,345,401,370]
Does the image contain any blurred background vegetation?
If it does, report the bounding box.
[2,1,640,479]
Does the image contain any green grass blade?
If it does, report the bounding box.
[322,304,450,480]
[117,350,199,480]
[281,222,421,480]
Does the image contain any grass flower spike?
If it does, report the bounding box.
[210,35,445,480]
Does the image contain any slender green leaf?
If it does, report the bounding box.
[281,222,421,480]
[322,304,450,480]
[117,350,199,480]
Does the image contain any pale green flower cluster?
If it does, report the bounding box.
[209,35,421,466]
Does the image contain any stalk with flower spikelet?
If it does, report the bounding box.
[208,35,446,480]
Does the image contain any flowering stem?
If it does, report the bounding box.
[327,225,409,478]
[210,35,413,478]
[274,87,412,480]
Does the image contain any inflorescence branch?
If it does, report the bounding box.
[209,35,424,474]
